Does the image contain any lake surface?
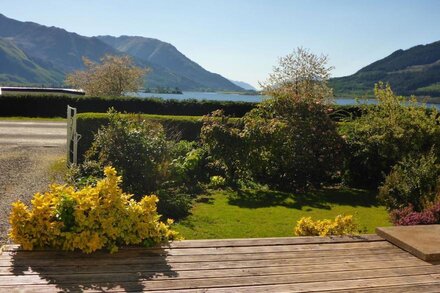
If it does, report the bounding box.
[134,91,440,109]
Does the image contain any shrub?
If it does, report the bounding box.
[342,83,440,188]
[155,189,193,220]
[378,151,440,211]
[243,97,344,191]
[209,176,226,189]
[76,112,205,162]
[166,146,208,190]
[201,97,345,192]
[84,111,170,197]
[9,167,179,253]
[294,215,358,236]
[390,200,440,226]
[201,110,248,186]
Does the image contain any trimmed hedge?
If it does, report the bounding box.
[77,113,206,162]
[0,94,256,117]
[0,94,373,120]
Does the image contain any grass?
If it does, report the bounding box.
[173,187,391,239]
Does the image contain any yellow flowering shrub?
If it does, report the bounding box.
[9,166,180,253]
[294,214,358,236]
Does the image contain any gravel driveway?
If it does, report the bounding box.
[0,121,67,245]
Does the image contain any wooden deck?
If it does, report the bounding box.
[1,235,440,292]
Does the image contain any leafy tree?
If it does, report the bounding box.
[342,82,440,188]
[202,48,343,192]
[66,55,148,96]
[260,47,334,103]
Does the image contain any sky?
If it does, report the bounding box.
[1,0,440,88]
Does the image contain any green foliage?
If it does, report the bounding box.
[209,176,226,189]
[244,97,344,191]
[54,194,77,232]
[201,97,344,192]
[156,189,193,220]
[378,151,440,212]
[201,110,248,186]
[167,146,208,191]
[342,83,440,188]
[84,110,170,197]
[73,112,207,219]
[76,112,205,162]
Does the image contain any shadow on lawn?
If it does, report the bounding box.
[11,246,178,292]
[228,187,380,210]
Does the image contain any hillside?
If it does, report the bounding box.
[229,80,257,91]
[97,35,242,91]
[330,41,440,97]
[0,14,243,91]
[0,38,63,84]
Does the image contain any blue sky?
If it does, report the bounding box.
[2,0,439,88]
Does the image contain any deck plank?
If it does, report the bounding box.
[1,235,438,292]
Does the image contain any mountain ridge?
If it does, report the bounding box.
[330,40,440,97]
[0,14,243,91]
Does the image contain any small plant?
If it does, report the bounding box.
[209,176,226,189]
[378,151,440,212]
[294,214,358,236]
[390,200,440,226]
[9,167,180,253]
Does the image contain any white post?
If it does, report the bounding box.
[66,105,81,165]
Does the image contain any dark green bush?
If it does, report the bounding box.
[76,112,204,162]
[378,151,440,212]
[0,93,370,119]
[341,83,440,188]
[244,97,345,191]
[201,97,345,192]
[84,111,171,197]
[155,189,193,220]
[0,94,255,117]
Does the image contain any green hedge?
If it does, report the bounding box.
[77,113,206,162]
[0,94,375,120]
[0,94,256,117]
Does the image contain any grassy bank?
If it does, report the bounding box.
[174,188,390,239]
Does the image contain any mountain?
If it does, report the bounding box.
[330,41,440,97]
[0,14,243,91]
[97,35,242,91]
[229,80,257,91]
[0,14,118,77]
[0,38,63,84]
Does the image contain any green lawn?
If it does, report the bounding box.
[173,187,391,239]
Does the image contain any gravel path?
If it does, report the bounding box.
[0,121,67,245]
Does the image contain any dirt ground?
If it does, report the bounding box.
[0,145,65,244]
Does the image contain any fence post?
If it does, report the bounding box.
[66,105,81,165]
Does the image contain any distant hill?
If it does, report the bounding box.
[330,41,440,97]
[97,35,242,91]
[229,80,257,91]
[0,14,243,91]
[0,38,63,84]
